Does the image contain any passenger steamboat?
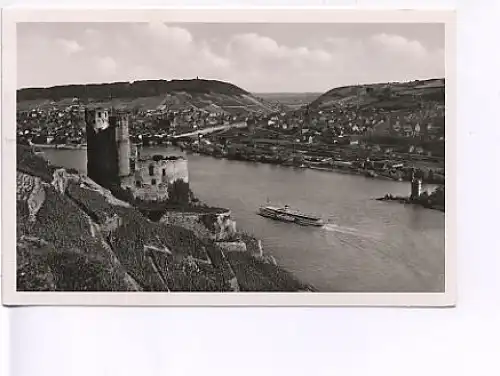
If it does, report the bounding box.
[258,205,324,227]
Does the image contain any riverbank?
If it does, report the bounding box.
[16,144,313,292]
[179,142,443,184]
[31,143,87,150]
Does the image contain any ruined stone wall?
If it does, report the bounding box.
[162,159,189,184]
[17,172,46,223]
[134,158,188,185]
[160,210,237,242]
[124,157,189,202]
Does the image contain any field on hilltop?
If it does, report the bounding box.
[17,79,277,115]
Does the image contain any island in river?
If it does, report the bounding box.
[376,189,445,212]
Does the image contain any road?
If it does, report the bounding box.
[171,122,247,139]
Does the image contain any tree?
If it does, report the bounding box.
[167,179,191,205]
[429,185,445,206]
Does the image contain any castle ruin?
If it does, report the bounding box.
[85,107,188,201]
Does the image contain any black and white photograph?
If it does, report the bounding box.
[2,9,455,305]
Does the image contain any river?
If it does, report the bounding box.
[40,146,445,293]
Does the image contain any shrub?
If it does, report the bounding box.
[167,179,191,205]
[225,252,313,292]
[109,184,135,204]
[17,145,56,182]
[66,183,117,224]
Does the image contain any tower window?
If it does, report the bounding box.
[149,165,155,176]
[151,179,157,186]
[162,169,166,176]
[135,180,141,188]
[97,112,102,118]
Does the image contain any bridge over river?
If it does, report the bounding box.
[171,121,248,139]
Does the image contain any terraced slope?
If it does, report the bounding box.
[309,78,445,111]
[17,79,276,115]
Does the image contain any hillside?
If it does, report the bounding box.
[309,78,445,111]
[16,145,313,292]
[17,79,277,115]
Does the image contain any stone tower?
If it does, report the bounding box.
[85,108,120,189]
[115,113,131,177]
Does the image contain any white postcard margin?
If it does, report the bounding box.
[1,8,457,306]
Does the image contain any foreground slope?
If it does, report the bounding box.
[17,79,276,115]
[16,145,312,292]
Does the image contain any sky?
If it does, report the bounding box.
[17,22,445,93]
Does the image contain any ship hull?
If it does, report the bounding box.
[258,207,324,227]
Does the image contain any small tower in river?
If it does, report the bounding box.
[410,169,422,201]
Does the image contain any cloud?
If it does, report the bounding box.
[228,33,331,62]
[84,28,99,38]
[229,33,282,56]
[325,37,350,47]
[95,56,118,75]
[370,33,428,59]
[55,38,83,54]
[16,23,444,92]
[199,44,231,68]
[145,22,193,46]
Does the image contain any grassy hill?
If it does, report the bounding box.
[17,79,277,115]
[309,78,445,111]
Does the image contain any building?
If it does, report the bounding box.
[86,107,188,202]
[121,151,189,201]
[85,108,120,188]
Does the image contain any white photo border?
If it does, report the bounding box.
[1,8,457,306]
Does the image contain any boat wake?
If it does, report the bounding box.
[322,223,381,240]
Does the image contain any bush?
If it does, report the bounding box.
[109,184,135,204]
[429,185,445,206]
[167,179,191,205]
[17,145,56,182]
[66,167,80,175]
[66,183,117,224]
[225,252,313,292]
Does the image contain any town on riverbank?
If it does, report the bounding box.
[18,79,445,187]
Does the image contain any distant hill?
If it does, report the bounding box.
[17,79,277,115]
[309,78,445,111]
[254,93,322,111]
